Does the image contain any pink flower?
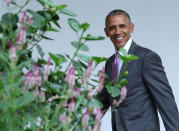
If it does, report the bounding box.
[120,86,127,100]
[34,63,41,87]
[97,67,105,93]
[88,89,93,99]
[59,114,65,122]
[40,89,45,102]
[25,70,35,88]
[65,67,75,89]
[73,87,81,97]
[17,25,26,46]
[28,17,34,25]
[62,101,67,107]
[66,116,71,124]
[68,97,75,112]
[86,60,93,79]
[7,0,11,6]
[93,121,102,131]
[93,107,103,120]
[87,126,92,131]
[21,11,27,24]
[112,86,128,107]
[82,108,90,129]
[9,40,16,61]
[44,58,51,81]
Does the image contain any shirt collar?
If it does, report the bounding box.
[116,38,132,54]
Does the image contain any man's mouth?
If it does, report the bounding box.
[115,36,125,41]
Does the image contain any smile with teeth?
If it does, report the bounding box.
[115,36,124,40]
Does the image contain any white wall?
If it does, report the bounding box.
[1,0,179,130]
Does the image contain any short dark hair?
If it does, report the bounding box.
[105,9,132,27]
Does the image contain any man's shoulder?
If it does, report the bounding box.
[133,42,158,57]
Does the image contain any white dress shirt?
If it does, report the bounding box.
[116,38,132,75]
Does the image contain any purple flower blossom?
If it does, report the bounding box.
[73,87,81,97]
[86,60,93,79]
[34,63,41,87]
[65,66,75,88]
[28,17,34,25]
[69,97,75,112]
[21,11,27,24]
[7,0,11,6]
[59,114,65,122]
[40,89,45,102]
[9,40,16,61]
[44,58,51,81]
[97,67,105,93]
[17,25,26,47]
[82,108,90,129]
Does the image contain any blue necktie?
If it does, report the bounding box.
[112,52,119,81]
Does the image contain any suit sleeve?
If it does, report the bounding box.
[142,51,179,131]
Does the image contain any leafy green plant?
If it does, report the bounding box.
[0,0,138,130]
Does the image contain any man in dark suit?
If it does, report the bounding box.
[98,9,179,131]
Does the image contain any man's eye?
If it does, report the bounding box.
[108,26,115,31]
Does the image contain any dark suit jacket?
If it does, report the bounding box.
[98,41,179,131]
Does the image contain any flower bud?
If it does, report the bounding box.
[9,40,16,61]
[82,108,90,129]
[65,67,75,89]
[44,58,51,81]
[69,97,75,112]
[21,11,27,24]
[86,60,93,79]
[28,17,34,25]
[97,67,105,93]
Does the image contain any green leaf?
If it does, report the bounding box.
[37,59,47,65]
[49,53,67,65]
[92,56,108,67]
[120,48,127,56]
[56,4,67,11]
[14,92,33,109]
[1,13,18,28]
[36,0,55,7]
[119,78,128,86]
[41,35,54,40]
[72,60,82,70]
[53,21,61,29]
[60,8,77,16]
[85,34,105,41]
[47,28,59,32]
[127,54,139,60]
[11,0,17,5]
[78,60,87,69]
[106,86,121,97]
[68,18,81,33]
[71,41,89,52]
[27,9,46,29]
[0,53,9,65]
[89,99,103,108]
[80,22,90,31]
[36,44,44,58]
[50,82,62,93]
[76,53,91,63]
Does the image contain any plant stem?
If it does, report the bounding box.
[65,30,85,72]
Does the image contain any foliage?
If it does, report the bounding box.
[0,0,138,130]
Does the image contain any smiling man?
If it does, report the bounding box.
[98,9,179,131]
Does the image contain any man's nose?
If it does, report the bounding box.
[115,27,122,35]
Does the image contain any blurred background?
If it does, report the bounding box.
[1,0,179,130]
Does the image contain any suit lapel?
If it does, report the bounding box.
[119,41,138,75]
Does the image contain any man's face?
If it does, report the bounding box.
[104,14,134,50]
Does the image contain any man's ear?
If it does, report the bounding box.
[104,28,109,37]
[130,23,134,33]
